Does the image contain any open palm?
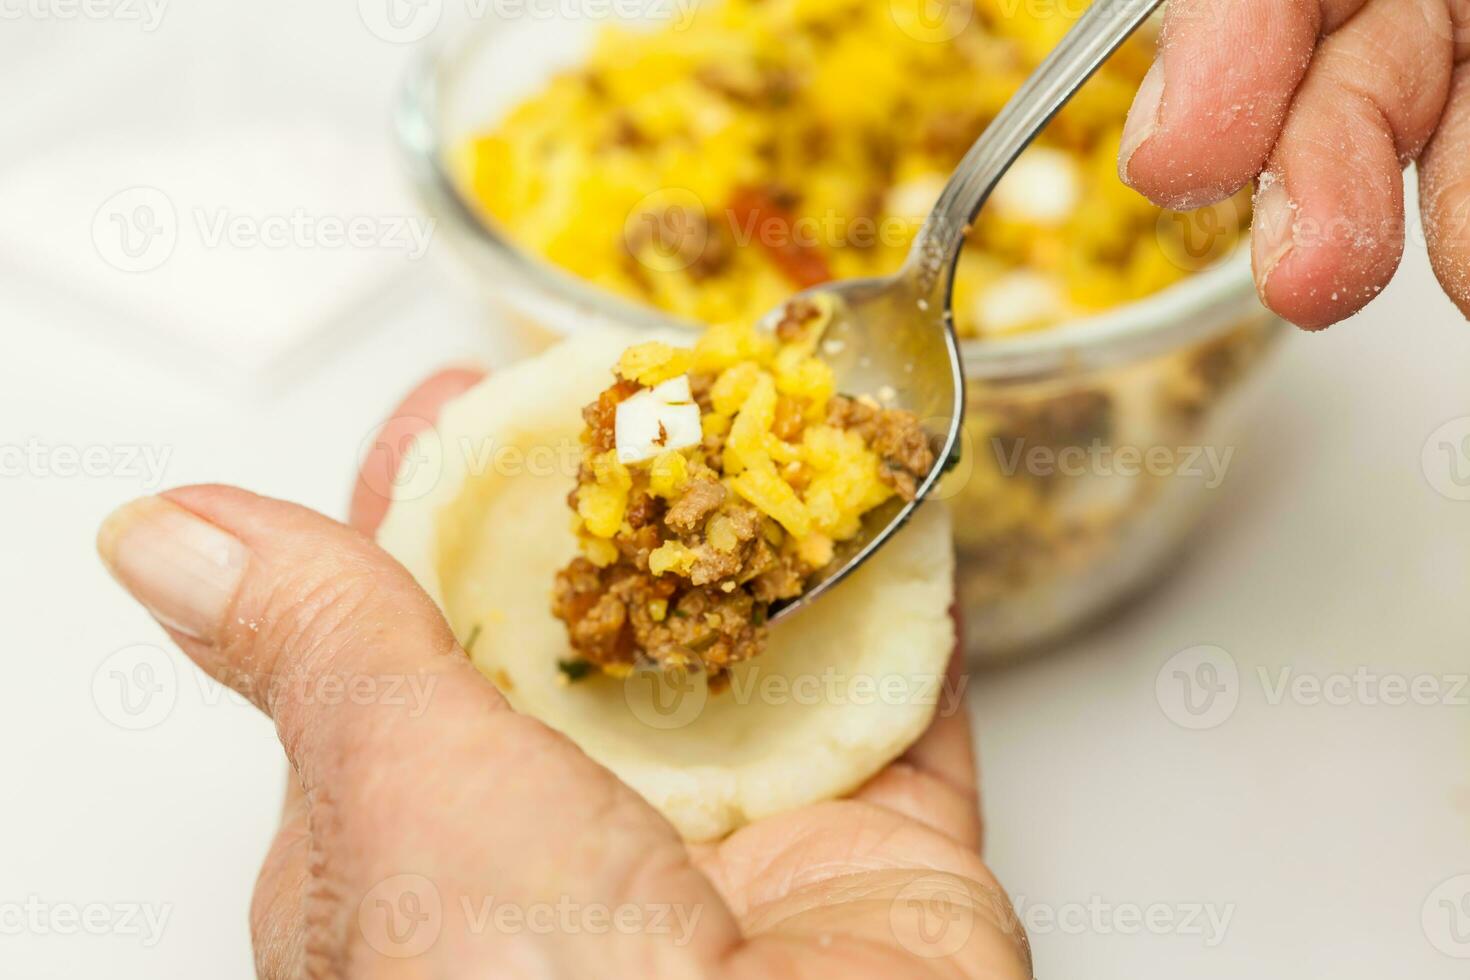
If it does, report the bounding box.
[98,368,1031,979]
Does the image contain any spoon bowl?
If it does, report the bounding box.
[765,0,1167,625]
[759,273,964,621]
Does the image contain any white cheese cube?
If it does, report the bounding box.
[885,175,947,224]
[975,271,1066,335]
[615,374,702,464]
[991,148,1081,225]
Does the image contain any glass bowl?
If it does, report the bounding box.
[395,16,1286,664]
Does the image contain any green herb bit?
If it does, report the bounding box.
[557,659,593,681]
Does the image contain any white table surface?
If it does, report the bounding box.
[3,7,1469,978]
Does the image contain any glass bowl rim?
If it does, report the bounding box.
[396,27,1270,382]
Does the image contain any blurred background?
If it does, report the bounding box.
[3,1,1469,977]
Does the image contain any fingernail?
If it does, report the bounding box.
[97,496,248,643]
[1119,59,1166,186]
[1252,175,1297,299]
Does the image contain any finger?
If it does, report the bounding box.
[250,770,310,979]
[349,367,484,535]
[1420,61,1470,317]
[852,645,982,849]
[1120,0,1341,208]
[1252,0,1456,328]
[248,366,489,974]
[96,486,738,974]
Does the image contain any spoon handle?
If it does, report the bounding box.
[908,0,1167,298]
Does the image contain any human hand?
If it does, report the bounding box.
[95,369,1032,979]
[1119,0,1470,328]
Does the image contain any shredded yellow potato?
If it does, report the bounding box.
[617,342,694,387]
[457,0,1250,338]
[577,450,632,537]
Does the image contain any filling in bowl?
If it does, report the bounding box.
[553,299,935,681]
[455,0,1250,337]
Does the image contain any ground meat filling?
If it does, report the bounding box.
[664,474,725,532]
[550,323,937,682]
[551,454,795,678]
[825,395,937,501]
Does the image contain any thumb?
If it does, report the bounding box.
[97,484,473,757]
[97,485,736,973]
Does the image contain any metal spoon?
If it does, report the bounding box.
[766,0,1166,624]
